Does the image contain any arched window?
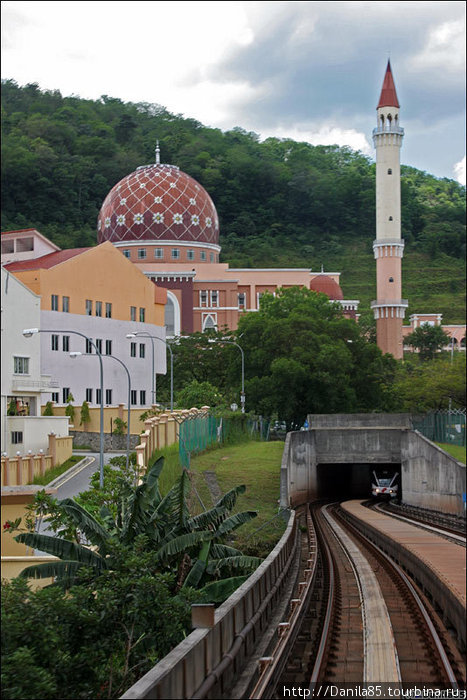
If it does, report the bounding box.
[389,277,394,283]
[202,314,217,332]
[387,168,392,175]
[389,216,393,221]
[164,291,181,337]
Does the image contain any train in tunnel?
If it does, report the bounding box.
[371,469,399,500]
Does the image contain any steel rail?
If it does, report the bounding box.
[373,502,466,545]
[339,507,460,688]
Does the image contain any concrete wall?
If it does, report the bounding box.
[5,415,70,456]
[281,416,465,516]
[401,430,466,516]
[307,413,413,428]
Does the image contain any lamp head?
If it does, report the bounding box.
[126,333,136,339]
[69,351,82,358]
[23,328,39,337]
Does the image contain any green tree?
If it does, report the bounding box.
[405,323,451,361]
[236,286,396,426]
[393,354,465,412]
[80,401,90,426]
[65,392,75,424]
[43,401,54,416]
[175,379,224,409]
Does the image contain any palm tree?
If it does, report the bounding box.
[14,457,261,600]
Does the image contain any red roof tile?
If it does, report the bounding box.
[377,60,400,109]
[4,248,91,271]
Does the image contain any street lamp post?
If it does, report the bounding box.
[70,352,132,471]
[126,333,174,411]
[23,327,105,487]
[208,338,245,413]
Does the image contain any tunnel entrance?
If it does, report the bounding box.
[316,463,401,500]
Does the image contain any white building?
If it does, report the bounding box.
[1,267,69,457]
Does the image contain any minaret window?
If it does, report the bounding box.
[389,216,393,221]
[389,277,394,283]
[387,169,392,175]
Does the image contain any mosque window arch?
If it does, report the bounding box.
[202,313,217,332]
[165,291,180,337]
[389,216,393,221]
[389,277,394,283]
[387,168,392,175]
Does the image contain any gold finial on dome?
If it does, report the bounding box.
[155,140,161,165]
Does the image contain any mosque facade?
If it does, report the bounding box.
[97,145,359,335]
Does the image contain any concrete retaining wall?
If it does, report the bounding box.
[122,511,297,699]
[70,430,141,452]
[401,430,466,516]
[307,413,414,429]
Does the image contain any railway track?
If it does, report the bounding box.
[252,501,466,698]
[373,501,466,545]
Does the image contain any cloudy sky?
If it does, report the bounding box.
[2,1,465,183]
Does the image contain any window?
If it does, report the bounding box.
[105,389,112,405]
[187,249,194,261]
[105,303,112,318]
[200,290,208,307]
[257,292,264,308]
[140,390,146,405]
[105,340,112,356]
[238,292,246,309]
[130,306,137,322]
[11,431,23,445]
[130,390,137,405]
[200,251,206,261]
[51,392,59,403]
[210,291,219,307]
[139,307,145,322]
[51,294,59,311]
[130,342,137,358]
[123,249,131,259]
[62,296,70,313]
[14,357,29,374]
[62,336,70,352]
[85,338,93,354]
[85,299,92,315]
[86,388,93,403]
[137,248,147,259]
[389,277,394,283]
[202,314,217,331]
[388,168,392,174]
[155,248,163,259]
[96,389,102,405]
[139,343,145,358]
[171,248,180,259]
[210,252,214,263]
[95,301,102,317]
[51,335,59,351]
[63,387,71,403]
[389,216,393,221]
[96,338,103,354]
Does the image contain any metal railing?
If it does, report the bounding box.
[413,409,466,447]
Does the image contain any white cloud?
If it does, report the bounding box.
[409,19,466,73]
[453,156,466,185]
[258,123,372,155]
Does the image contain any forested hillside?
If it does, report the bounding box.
[1,80,465,322]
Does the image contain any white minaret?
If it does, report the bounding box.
[371,61,408,359]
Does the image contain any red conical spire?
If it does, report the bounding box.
[377,60,400,109]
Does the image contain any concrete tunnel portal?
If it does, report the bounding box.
[316,463,402,500]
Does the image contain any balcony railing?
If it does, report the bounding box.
[372,126,404,136]
[370,299,408,308]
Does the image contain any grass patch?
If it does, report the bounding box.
[31,454,85,485]
[435,443,466,464]
[149,443,184,495]
[189,440,287,557]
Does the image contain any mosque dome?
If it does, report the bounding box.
[97,160,219,247]
[310,274,344,300]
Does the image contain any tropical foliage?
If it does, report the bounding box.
[404,323,451,361]
[8,457,261,600]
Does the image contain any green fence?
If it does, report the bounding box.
[413,410,466,447]
[178,414,270,468]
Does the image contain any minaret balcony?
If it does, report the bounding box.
[372,126,404,136]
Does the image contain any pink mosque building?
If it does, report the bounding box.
[96,144,359,336]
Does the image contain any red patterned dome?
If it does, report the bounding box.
[310,274,344,300]
[97,163,219,246]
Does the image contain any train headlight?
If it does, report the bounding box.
[375,489,380,493]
